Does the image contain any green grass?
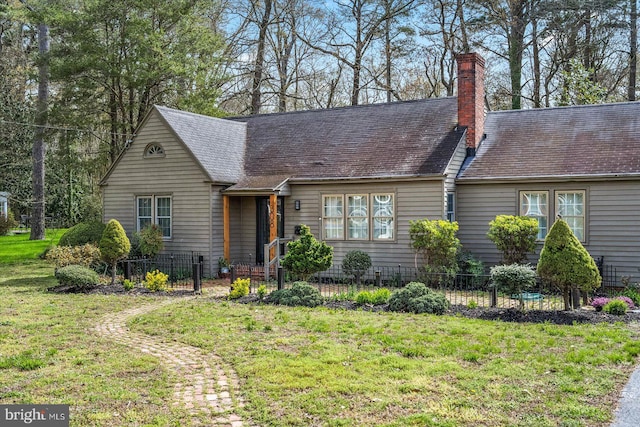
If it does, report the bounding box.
[0,261,187,426]
[0,229,66,263]
[132,299,640,427]
[2,259,640,426]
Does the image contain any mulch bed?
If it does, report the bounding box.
[48,284,640,325]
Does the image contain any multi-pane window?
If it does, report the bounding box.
[323,193,394,241]
[144,143,165,157]
[347,195,368,239]
[372,194,394,239]
[322,195,344,240]
[557,191,585,241]
[137,195,172,239]
[446,193,455,222]
[520,191,548,239]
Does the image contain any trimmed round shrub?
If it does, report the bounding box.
[388,282,450,314]
[342,250,372,283]
[59,221,106,247]
[267,281,324,307]
[55,265,99,288]
[603,299,628,315]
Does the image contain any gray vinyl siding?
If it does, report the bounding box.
[101,110,214,274]
[457,179,640,280]
[443,139,468,218]
[277,180,446,268]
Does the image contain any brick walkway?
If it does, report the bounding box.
[93,298,247,426]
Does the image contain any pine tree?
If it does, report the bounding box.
[281,224,333,281]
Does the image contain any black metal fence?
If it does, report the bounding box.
[123,252,203,287]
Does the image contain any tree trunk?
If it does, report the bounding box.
[630,0,638,101]
[30,23,48,241]
[563,287,571,311]
[250,0,273,115]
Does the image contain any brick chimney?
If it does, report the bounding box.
[456,53,485,156]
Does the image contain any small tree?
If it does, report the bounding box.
[281,224,333,281]
[537,219,601,310]
[99,219,131,285]
[409,219,460,283]
[138,224,164,258]
[342,250,371,284]
[490,264,537,310]
[487,215,538,264]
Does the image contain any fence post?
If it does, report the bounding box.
[278,266,284,290]
[230,265,236,284]
[124,261,131,281]
[199,255,204,280]
[170,254,175,284]
[398,264,402,286]
[375,271,381,287]
[193,263,201,293]
[490,286,497,308]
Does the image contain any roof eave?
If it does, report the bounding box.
[457,172,640,184]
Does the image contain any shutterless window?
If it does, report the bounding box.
[136,195,172,239]
[347,195,368,240]
[556,191,585,241]
[446,193,455,222]
[520,191,549,239]
[372,194,394,240]
[322,195,344,240]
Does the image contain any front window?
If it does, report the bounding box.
[323,195,344,240]
[347,195,368,239]
[137,195,172,239]
[557,191,585,241]
[446,193,455,222]
[323,193,395,241]
[520,191,548,239]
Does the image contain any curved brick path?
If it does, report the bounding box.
[93,299,247,426]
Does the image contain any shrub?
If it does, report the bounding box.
[591,297,610,310]
[100,219,131,285]
[409,219,460,283]
[0,211,18,235]
[282,225,333,281]
[603,299,628,315]
[487,215,539,264]
[123,279,135,291]
[45,244,102,269]
[267,281,324,307]
[342,250,372,284]
[144,270,169,292]
[137,224,164,258]
[257,284,268,301]
[620,287,640,307]
[537,219,601,310]
[457,251,485,286]
[55,265,99,288]
[467,300,479,309]
[490,264,537,310]
[229,278,250,299]
[355,288,391,305]
[59,221,106,247]
[388,282,450,315]
[615,296,635,309]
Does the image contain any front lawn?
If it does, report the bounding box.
[133,298,640,426]
[0,229,65,263]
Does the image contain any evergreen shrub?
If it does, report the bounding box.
[59,221,106,246]
[55,265,99,288]
[388,282,449,314]
[267,281,324,307]
[342,250,372,283]
[603,299,628,315]
[0,212,18,235]
[229,278,250,299]
[46,244,102,269]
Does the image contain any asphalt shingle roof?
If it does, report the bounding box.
[232,97,464,180]
[459,102,640,180]
[155,105,246,183]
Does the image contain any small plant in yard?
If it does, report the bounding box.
[45,243,102,269]
[55,265,100,288]
[137,224,164,258]
[467,299,479,309]
[330,290,357,302]
[267,281,324,307]
[615,296,635,309]
[99,219,131,285]
[281,224,333,281]
[0,211,18,235]
[355,288,391,305]
[487,215,539,264]
[229,277,250,299]
[490,264,537,310]
[58,221,106,247]
[591,297,610,311]
[144,270,169,292]
[603,299,628,315]
[257,284,268,301]
[123,279,135,291]
[621,285,640,307]
[388,282,449,314]
[342,250,372,284]
[409,219,460,283]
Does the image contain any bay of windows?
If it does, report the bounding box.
[323,193,394,241]
[137,195,172,238]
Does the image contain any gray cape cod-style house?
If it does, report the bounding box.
[100,53,640,281]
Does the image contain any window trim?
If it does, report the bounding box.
[446,193,455,222]
[371,193,395,240]
[136,195,172,240]
[347,194,369,240]
[322,194,344,240]
[143,143,165,158]
[555,190,586,242]
[519,190,549,241]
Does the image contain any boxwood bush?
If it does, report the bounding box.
[267,281,324,307]
[59,221,106,247]
[388,282,449,314]
[55,265,99,288]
